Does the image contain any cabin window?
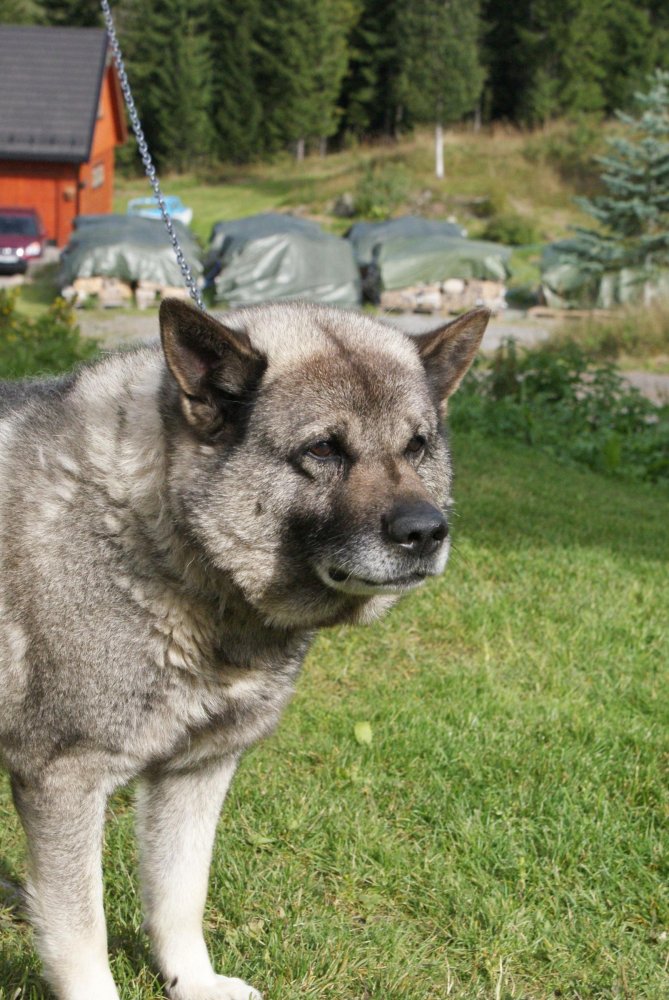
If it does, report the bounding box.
[91,162,105,189]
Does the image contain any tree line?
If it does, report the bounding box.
[4,0,669,171]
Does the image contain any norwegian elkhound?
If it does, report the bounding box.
[0,299,489,1000]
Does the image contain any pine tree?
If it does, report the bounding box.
[339,0,403,139]
[482,1,662,124]
[565,71,669,279]
[255,0,356,158]
[119,0,214,173]
[0,0,45,24]
[209,0,263,163]
[396,0,484,177]
[44,0,102,27]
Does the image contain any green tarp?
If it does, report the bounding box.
[206,214,361,308]
[205,213,323,267]
[540,241,669,308]
[366,234,511,301]
[59,215,202,288]
[347,216,466,267]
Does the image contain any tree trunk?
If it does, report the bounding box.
[435,122,444,179]
[319,136,327,157]
[296,137,305,162]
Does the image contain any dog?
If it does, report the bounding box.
[0,299,489,1000]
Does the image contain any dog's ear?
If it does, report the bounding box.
[160,298,267,437]
[413,307,490,408]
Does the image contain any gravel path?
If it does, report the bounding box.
[72,307,669,407]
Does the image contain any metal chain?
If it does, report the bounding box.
[99,0,205,311]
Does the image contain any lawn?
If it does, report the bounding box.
[1,432,667,999]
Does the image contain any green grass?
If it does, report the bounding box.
[548,303,669,374]
[113,123,600,246]
[1,433,667,999]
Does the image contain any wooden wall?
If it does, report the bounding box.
[0,66,124,245]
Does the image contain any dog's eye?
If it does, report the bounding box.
[306,440,338,460]
[405,434,426,455]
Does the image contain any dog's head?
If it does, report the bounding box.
[159,299,488,627]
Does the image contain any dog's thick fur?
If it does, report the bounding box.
[0,300,488,999]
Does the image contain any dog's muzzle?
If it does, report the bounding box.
[317,501,450,596]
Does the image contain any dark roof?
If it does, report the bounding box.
[0,26,109,164]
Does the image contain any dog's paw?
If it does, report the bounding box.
[169,975,262,1000]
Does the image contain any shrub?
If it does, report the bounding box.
[354,161,410,219]
[450,339,669,483]
[0,289,98,380]
[480,212,541,246]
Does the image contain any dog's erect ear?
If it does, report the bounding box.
[413,307,490,407]
[159,298,267,437]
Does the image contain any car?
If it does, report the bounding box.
[0,207,46,274]
[127,195,193,227]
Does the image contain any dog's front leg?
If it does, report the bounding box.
[137,756,261,1000]
[11,771,119,1000]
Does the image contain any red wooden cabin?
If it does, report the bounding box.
[0,26,127,246]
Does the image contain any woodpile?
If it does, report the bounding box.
[380,278,506,315]
[61,278,190,309]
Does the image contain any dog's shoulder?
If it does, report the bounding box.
[0,371,78,420]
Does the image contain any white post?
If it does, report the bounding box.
[435,122,444,179]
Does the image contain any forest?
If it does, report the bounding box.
[3,0,669,170]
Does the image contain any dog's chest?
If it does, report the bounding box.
[124,575,306,767]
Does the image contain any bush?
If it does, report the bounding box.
[480,212,541,246]
[354,161,410,219]
[0,289,98,380]
[450,339,669,483]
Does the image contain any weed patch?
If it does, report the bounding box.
[450,339,669,482]
[0,289,97,380]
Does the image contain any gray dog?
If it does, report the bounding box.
[0,300,489,999]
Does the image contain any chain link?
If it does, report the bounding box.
[99,0,205,311]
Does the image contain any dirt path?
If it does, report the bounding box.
[77,308,669,405]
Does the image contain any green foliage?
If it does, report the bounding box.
[0,0,45,23]
[353,161,409,218]
[522,116,604,191]
[565,71,669,281]
[0,290,97,380]
[209,0,263,162]
[339,0,402,139]
[482,0,664,125]
[43,0,101,26]
[550,302,669,364]
[480,212,540,246]
[450,339,669,482]
[396,0,484,129]
[118,0,215,173]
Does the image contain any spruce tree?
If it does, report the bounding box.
[396,0,484,177]
[119,0,214,173]
[209,0,263,163]
[0,0,45,24]
[255,0,355,158]
[565,70,669,281]
[44,0,102,27]
[339,0,403,139]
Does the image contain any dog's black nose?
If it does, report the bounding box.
[385,502,448,558]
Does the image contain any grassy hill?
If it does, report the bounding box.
[113,123,604,246]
